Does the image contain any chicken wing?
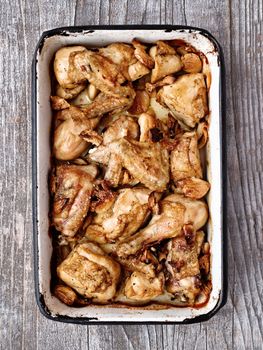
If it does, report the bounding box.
[157,73,208,128]
[114,139,169,191]
[51,164,97,237]
[57,242,121,302]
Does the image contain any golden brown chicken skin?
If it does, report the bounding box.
[51,164,97,237]
[57,242,121,302]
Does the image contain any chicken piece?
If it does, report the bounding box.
[54,46,88,88]
[128,90,150,115]
[56,83,86,100]
[53,107,100,160]
[181,53,202,73]
[128,61,150,81]
[117,200,186,257]
[150,41,182,83]
[176,177,210,199]
[53,118,88,160]
[57,242,121,302]
[132,39,154,69]
[170,132,202,182]
[50,96,70,110]
[72,50,135,99]
[164,194,208,231]
[103,116,139,144]
[85,187,152,243]
[89,136,169,191]
[116,138,169,191]
[100,43,136,80]
[168,276,202,304]
[80,92,132,119]
[165,229,204,281]
[116,249,159,279]
[165,229,205,304]
[88,144,112,165]
[124,272,164,301]
[157,73,208,128]
[51,164,97,237]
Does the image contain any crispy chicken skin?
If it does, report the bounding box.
[57,242,121,302]
[51,164,97,237]
[51,40,212,307]
[109,139,169,191]
[89,138,170,191]
[85,187,152,243]
[157,73,208,128]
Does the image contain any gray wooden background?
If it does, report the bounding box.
[0,0,262,349]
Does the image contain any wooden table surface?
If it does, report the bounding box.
[0,0,262,349]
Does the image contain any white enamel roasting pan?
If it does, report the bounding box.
[32,25,226,324]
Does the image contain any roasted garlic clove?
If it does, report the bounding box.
[181,53,202,73]
[176,177,210,199]
[54,285,78,306]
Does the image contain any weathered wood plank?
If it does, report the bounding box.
[0,0,262,349]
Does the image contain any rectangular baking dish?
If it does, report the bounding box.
[32,25,226,324]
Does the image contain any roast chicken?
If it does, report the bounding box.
[50,39,211,307]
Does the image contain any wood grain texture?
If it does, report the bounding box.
[0,0,262,349]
